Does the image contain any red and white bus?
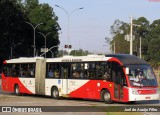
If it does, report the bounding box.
[1,54,159,103]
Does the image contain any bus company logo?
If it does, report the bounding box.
[149,0,160,2]
[109,84,112,88]
[2,107,11,112]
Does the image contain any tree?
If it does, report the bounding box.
[70,49,89,56]
[24,0,39,13]
[132,17,150,57]
[109,17,150,56]
[0,0,26,64]
[110,19,130,54]
[0,0,60,69]
[146,19,160,65]
[24,2,60,57]
[110,19,125,35]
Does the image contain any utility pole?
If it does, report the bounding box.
[129,14,141,55]
[140,37,142,58]
[114,41,116,54]
[130,14,133,55]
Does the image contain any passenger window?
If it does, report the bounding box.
[12,64,20,77]
[47,63,60,78]
[3,64,12,77]
[71,63,84,79]
[20,64,35,78]
[83,63,96,79]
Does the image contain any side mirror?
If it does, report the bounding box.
[125,67,129,75]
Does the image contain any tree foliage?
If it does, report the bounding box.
[70,49,89,56]
[109,17,160,66]
[0,0,26,63]
[0,0,60,68]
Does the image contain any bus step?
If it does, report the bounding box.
[62,94,69,97]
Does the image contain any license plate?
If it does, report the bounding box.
[146,97,150,99]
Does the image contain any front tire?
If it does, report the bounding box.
[101,90,112,104]
[51,87,59,99]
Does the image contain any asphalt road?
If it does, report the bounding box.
[0,79,160,115]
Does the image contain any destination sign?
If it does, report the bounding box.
[62,59,82,62]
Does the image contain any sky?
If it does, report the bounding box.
[39,0,160,54]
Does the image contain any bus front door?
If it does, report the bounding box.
[114,74,124,101]
[112,62,125,102]
[61,66,70,95]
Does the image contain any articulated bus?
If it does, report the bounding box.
[1,54,159,103]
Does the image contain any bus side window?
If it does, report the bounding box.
[3,64,12,77]
[20,64,27,77]
[112,70,116,82]
[19,64,35,78]
[54,69,59,78]
[46,63,53,78]
[71,63,84,79]
[111,62,117,83]
[47,63,60,79]
[97,62,111,80]
[88,63,96,79]
[96,63,103,79]
[84,63,89,79]
[19,65,23,77]
[54,64,60,78]
[28,64,35,77]
[12,64,20,77]
[48,67,54,78]
[3,65,7,76]
[61,67,67,79]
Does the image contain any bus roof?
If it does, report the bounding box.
[4,57,44,63]
[4,55,110,63]
[4,54,148,65]
[47,55,109,62]
[105,54,148,65]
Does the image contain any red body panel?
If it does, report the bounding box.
[68,80,130,102]
[2,73,33,94]
[137,89,156,94]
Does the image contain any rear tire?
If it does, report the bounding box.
[14,85,21,96]
[51,87,59,99]
[101,90,112,104]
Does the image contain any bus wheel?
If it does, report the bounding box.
[14,85,21,96]
[101,90,112,104]
[51,87,59,99]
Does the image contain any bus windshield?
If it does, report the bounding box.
[127,64,157,87]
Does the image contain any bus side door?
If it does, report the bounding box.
[112,62,126,101]
[61,64,70,95]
